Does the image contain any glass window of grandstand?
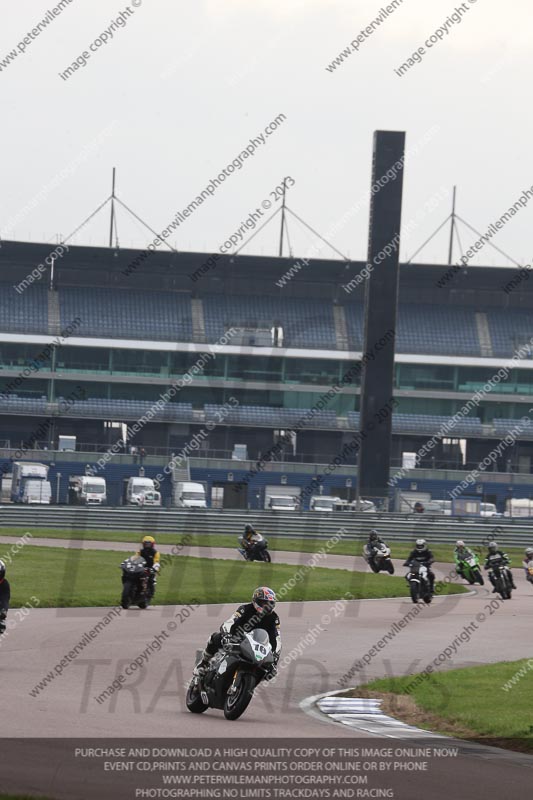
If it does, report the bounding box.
[169,352,224,379]
[284,358,343,386]
[282,390,356,415]
[396,364,455,391]
[457,366,519,394]
[111,348,169,377]
[226,355,283,382]
[0,342,53,372]
[56,346,110,374]
[0,377,48,400]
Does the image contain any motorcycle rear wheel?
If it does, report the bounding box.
[224,673,256,720]
[186,682,209,714]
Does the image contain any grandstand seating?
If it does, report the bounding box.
[345,303,481,356]
[492,417,533,438]
[204,404,338,428]
[55,397,195,422]
[0,395,47,414]
[349,410,482,437]
[0,283,48,334]
[59,287,193,341]
[202,294,337,349]
[0,280,532,359]
[486,309,533,358]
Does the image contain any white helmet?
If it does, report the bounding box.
[456,540,465,548]
[415,539,426,551]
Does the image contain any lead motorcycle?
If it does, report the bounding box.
[363,542,394,574]
[406,561,432,604]
[119,556,155,609]
[237,536,272,563]
[186,629,275,720]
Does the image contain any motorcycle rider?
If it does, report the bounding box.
[523,547,533,582]
[404,539,435,593]
[194,586,281,677]
[454,540,475,578]
[0,560,10,635]
[238,524,265,559]
[134,535,161,600]
[484,541,516,592]
[364,530,387,570]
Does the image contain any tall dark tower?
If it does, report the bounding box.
[358,130,405,501]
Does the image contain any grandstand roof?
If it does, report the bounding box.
[0,239,531,306]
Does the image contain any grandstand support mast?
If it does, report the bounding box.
[358,130,405,505]
[278,179,287,257]
[447,186,456,265]
[109,167,116,248]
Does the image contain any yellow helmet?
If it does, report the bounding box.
[142,535,156,548]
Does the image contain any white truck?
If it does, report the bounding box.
[310,495,343,512]
[264,486,299,511]
[124,476,161,507]
[68,475,107,505]
[11,462,52,504]
[175,481,207,509]
[504,498,533,518]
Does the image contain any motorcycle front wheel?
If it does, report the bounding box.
[409,581,420,604]
[224,673,256,720]
[186,681,209,714]
[121,581,134,609]
[386,561,395,575]
[261,550,272,563]
[474,569,484,586]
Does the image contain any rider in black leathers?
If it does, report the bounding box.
[194,587,281,676]
[0,560,10,635]
[404,539,435,593]
[484,542,516,592]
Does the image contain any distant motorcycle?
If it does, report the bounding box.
[406,561,432,604]
[238,537,272,563]
[186,629,275,720]
[457,553,484,585]
[120,556,154,609]
[363,542,394,574]
[489,561,513,600]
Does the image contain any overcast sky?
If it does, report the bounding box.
[1,0,531,267]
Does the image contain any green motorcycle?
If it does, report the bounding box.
[456,552,484,585]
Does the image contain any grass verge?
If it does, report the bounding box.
[0,526,528,565]
[5,545,466,607]
[349,660,533,751]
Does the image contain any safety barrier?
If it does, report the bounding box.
[0,506,530,547]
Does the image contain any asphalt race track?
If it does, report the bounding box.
[1,537,532,798]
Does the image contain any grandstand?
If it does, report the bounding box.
[1,238,533,509]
